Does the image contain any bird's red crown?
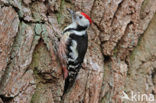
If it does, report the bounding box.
[81,12,92,24]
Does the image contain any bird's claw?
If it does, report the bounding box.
[81,63,86,70]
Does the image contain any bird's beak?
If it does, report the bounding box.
[67,8,76,22]
[67,8,75,15]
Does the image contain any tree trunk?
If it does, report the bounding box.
[0,0,156,103]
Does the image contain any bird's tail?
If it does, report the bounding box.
[63,65,81,94]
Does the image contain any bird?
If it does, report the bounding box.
[58,8,92,94]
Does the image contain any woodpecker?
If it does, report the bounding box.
[58,9,92,93]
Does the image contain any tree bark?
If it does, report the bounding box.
[0,0,156,103]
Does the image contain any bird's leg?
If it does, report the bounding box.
[62,66,68,79]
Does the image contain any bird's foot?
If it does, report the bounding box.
[63,67,68,79]
[81,63,86,70]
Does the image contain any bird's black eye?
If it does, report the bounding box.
[79,16,82,19]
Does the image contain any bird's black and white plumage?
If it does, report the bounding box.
[58,9,92,94]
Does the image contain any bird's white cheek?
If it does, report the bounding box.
[79,19,89,27]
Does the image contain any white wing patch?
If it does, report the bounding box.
[70,40,78,60]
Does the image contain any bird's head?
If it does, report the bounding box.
[67,9,92,28]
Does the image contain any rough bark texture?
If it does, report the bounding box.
[0,0,156,103]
